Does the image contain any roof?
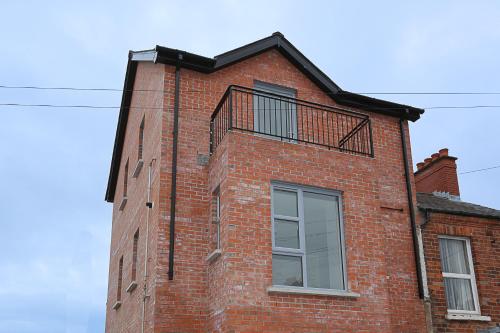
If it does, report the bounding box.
[417,192,500,220]
[151,32,424,120]
[105,32,425,202]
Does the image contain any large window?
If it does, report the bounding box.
[253,81,297,140]
[439,236,480,314]
[271,183,345,290]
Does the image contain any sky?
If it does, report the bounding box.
[1,1,499,332]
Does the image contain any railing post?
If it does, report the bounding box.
[368,118,374,157]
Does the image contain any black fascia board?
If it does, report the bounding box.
[105,53,137,202]
[335,91,424,121]
[418,207,500,221]
[155,45,214,72]
[153,34,422,121]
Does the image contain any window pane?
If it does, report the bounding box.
[274,219,299,249]
[444,277,475,311]
[253,82,297,140]
[273,190,298,217]
[439,238,470,274]
[304,192,344,289]
[272,255,303,287]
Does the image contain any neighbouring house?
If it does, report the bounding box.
[415,149,500,333]
[103,32,497,333]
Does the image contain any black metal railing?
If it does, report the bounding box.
[210,85,374,157]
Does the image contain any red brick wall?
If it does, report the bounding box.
[420,212,500,332]
[106,49,428,332]
[105,61,164,333]
[153,49,426,332]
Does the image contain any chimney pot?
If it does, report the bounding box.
[424,158,432,164]
[431,153,440,160]
[439,148,449,156]
[417,162,425,170]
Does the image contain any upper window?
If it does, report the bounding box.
[123,159,129,197]
[117,256,123,302]
[253,81,297,140]
[138,115,145,161]
[271,183,345,290]
[131,229,139,281]
[439,236,480,314]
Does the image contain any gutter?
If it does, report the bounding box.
[168,53,183,280]
[399,116,425,299]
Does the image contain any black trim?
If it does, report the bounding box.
[419,207,500,221]
[152,33,423,121]
[105,54,137,202]
[400,118,424,299]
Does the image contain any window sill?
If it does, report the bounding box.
[206,249,221,263]
[119,197,128,211]
[267,285,360,298]
[132,159,144,178]
[446,313,491,321]
[112,301,122,310]
[126,281,138,293]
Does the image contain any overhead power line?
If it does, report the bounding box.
[0,84,204,93]
[0,103,122,109]
[353,92,500,95]
[459,165,500,175]
[2,84,500,96]
[425,105,500,109]
[3,103,500,111]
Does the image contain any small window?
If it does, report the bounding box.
[211,189,221,250]
[117,256,123,302]
[138,116,145,161]
[253,81,297,140]
[439,236,480,314]
[132,229,139,281]
[271,183,346,290]
[123,159,129,197]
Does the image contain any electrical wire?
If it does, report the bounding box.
[2,103,500,111]
[2,84,500,96]
[459,165,500,175]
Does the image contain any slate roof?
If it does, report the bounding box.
[417,192,500,220]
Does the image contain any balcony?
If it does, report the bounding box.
[210,85,374,157]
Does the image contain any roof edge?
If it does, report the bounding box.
[105,54,137,202]
[418,206,500,221]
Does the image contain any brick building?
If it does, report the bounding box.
[415,149,500,333]
[103,32,493,332]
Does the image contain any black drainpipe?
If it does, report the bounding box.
[168,53,183,280]
[399,115,424,299]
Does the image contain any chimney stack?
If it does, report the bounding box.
[414,148,460,197]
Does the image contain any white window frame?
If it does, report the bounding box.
[438,235,481,316]
[271,182,347,291]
